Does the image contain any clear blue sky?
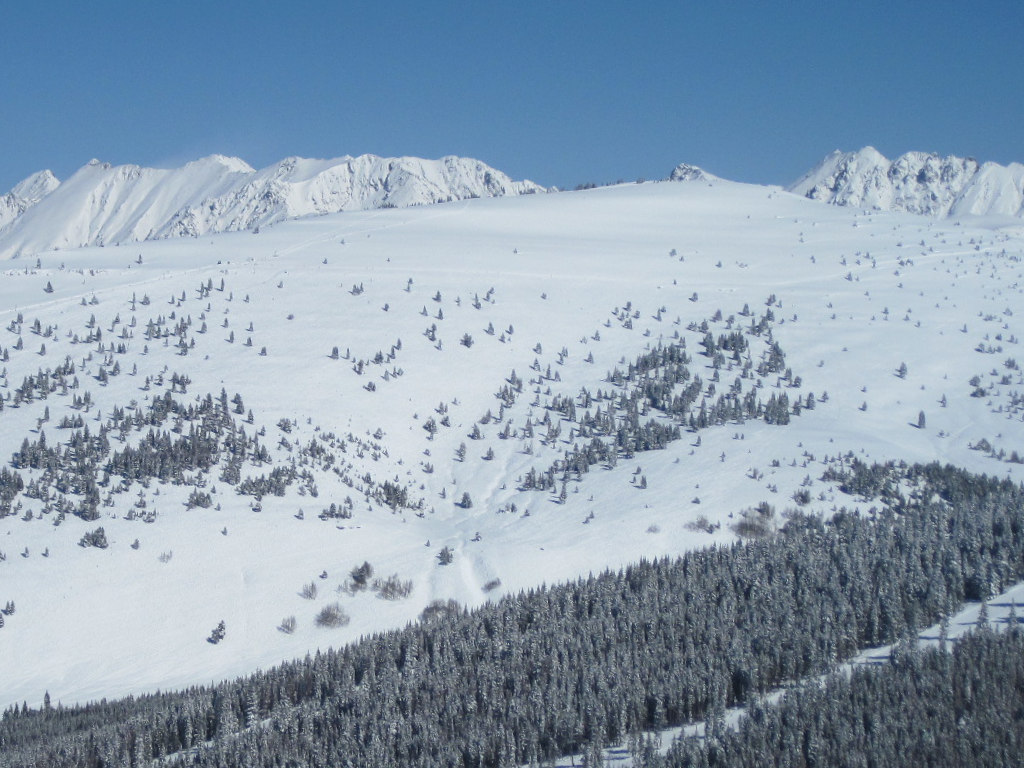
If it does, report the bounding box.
[2,1,1022,192]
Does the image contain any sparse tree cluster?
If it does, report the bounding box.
[517,316,806,493]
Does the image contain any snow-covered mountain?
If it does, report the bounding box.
[789,146,1024,218]
[0,154,545,259]
[3,169,1024,711]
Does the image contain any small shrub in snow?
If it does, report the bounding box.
[315,603,350,628]
[373,574,414,600]
[78,527,108,549]
[685,516,717,533]
[732,502,777,539]
[349,561,374,591]
[300,581,318,600]
[278,616,297,634]
[186,490,212,509]
[207,620,226,644]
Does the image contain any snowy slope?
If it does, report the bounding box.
[789,147,1024,218]
[0,154,546,259]
[0,174,1023,710]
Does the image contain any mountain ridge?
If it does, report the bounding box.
[10,145,1023,261]
[788,146,1024,218]
[0,153,547,259]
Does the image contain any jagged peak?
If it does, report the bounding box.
[61,159,120,183]
[10,169,60,203]
[668,163,717,183]
[849,146,887,163]
[790,147,1024,219]
[187,155,255,174]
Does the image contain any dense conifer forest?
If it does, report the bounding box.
[640,627,1024,768]
[1,460,1022,767]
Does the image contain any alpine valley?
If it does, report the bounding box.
[2,148,1024,766]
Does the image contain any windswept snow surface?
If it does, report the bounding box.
[1,176,1023,709]
[0,154,546,259]
[790,146,1024,218]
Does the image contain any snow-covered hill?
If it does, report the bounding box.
[789,146,1024,218]
[0,154,545,259]
[1,170,1023,711]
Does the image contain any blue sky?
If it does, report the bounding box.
[2,1,1022,192]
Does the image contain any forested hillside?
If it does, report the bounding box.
[643,627,1024,768]
[1,461,1021,767]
